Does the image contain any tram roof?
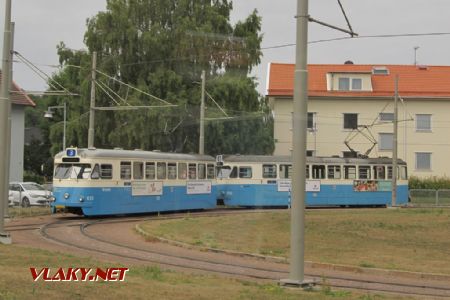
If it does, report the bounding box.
[55,148,215,162]
[221,155,406,165]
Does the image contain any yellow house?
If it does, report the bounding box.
[267,62,450,178]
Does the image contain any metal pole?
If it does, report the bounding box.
[199,70,206,155]
[88,51,97,149]
[4,22,14,217]
[0,0,12,244]
[63,101,66,150]
[392,75,398,207]
[281,0,309,286]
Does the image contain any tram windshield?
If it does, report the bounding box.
[54,163,92,179]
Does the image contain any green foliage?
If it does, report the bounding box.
[409,176,450,190]
[43,0,273,155]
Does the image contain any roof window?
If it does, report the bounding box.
[372,67,389,75]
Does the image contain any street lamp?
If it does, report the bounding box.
[44,102,67,150]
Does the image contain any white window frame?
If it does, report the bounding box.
[415,152,432,171]
[379,112,394,122]
[378,133,393,151]
[343,113,358,130]
[416,114,432,132]
[338,76,363,91]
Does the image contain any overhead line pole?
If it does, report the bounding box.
[199,70,206,155]
[0,0,12,244]
[88,52,97,149]
[392,75,399,207]
[281,0,311,287]
[3,21,14,218]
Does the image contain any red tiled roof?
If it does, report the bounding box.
[0,71,35,106]
[267,63,450,98]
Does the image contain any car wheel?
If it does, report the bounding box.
[21,197,30,208]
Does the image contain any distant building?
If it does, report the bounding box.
[0,71,35,181]
[267,63,450,178]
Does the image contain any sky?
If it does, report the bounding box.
[1,0,450,95]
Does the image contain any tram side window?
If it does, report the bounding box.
[239,167,252,178]
[344,165,356,179]
[120,162,132,180]
[358,166,371,179]
[198,163,206,179]
[157,162,166,179]
[387,166,393,179]
[178,163,187,179]
[280,164,292,179]
[133,162,144,180]
[207,164,215,179]
[168,163,177,179]
[262,164,277,178]
[327,165,341,179]
[229,166,238,178]
[145,162,155,179]
[91,164,100,179]
[312,165,325,179]
[100,164,113,179]
[400,166,408,180]
[306,165,310,179]
[188,163,197,179]
[373,166,385,180]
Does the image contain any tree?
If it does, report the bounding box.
[46,0,273,155]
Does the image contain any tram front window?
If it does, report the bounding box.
[54,163,92,179]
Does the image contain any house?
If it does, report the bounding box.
[266,63,450,178]
[0,71,36,181]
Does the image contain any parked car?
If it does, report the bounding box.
[9,182,54,207]
[8,192,13,206]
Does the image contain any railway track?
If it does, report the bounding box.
[27,211,450,298]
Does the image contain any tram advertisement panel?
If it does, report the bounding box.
[353,180,392,192]
[132,181,163,196]
[277,180,321,192]
[187,181,212,194]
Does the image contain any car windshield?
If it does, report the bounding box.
[22,183,45,191]
[54,163,92,179]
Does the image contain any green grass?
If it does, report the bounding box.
[0,245,406,300]
[7,206,52,218]
[140,208,450,275]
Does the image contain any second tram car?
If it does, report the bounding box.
[52,148,217,216]
[216,155,409,207]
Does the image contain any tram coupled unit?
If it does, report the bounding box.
[52,148,217,216]
[215,155,409,207]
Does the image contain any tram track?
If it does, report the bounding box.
[33,211,450,298]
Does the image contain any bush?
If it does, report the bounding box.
[409,176,450,190]
[23,170,45,184]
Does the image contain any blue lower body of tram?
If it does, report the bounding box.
[217,183,408,207]
[52,185,217,216]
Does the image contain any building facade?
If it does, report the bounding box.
[1,71,35,181]
[267,63,450,178]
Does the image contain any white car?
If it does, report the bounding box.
[9,182,54,207]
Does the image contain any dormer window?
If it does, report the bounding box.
[338,77,362,91]
[372,66,389,75]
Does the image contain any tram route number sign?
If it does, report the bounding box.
[132,181,163,196]
[277,180,321,192]
[187,181,212,195]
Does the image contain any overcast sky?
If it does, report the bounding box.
[1,0,450,94]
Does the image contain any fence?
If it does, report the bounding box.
[409,189,450,206]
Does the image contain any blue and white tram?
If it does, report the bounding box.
[216,155,409,207]
[52,148,217,216]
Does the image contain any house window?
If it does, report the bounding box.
[416,114,431,131]
[307,112,316,130]
[352,78,362,90]
[338,77,362,91]
[343,113,358,130]
[416,152,431,170]
[379,133,393,151]
[338,78,350,91]
[379,113,394,122]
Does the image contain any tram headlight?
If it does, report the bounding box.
[79,196,85,202]
[63,193,70,199]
